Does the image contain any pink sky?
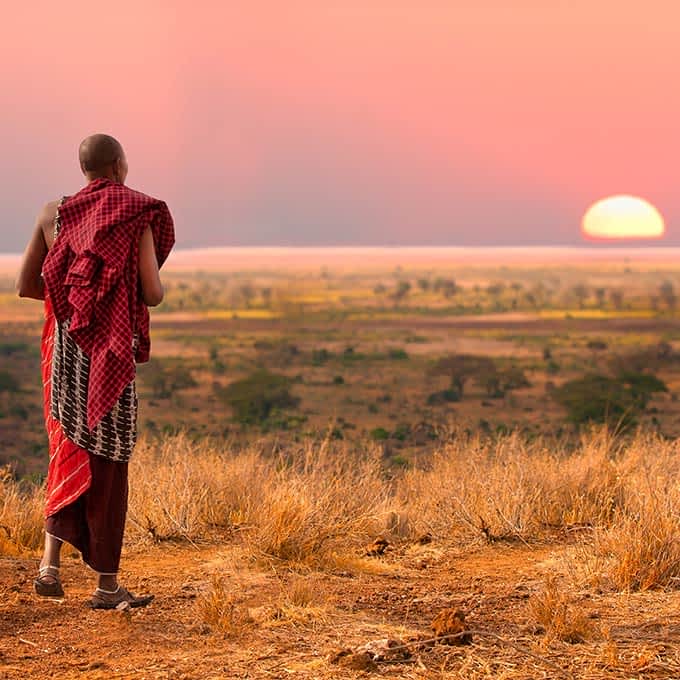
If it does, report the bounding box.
[3,1,680,249]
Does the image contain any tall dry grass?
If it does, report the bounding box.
[0,466,44,554]
[3,429,680,589]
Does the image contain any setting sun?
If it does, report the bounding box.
[582,195,665,240]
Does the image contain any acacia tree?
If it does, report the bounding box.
[430,355,496,398]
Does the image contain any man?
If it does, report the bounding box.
[16,134,175,608]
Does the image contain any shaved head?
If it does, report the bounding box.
[78,134,127,183]
[79,134,124,173]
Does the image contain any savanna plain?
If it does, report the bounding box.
[3,247,680,679]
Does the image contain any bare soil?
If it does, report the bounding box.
[2,536,680,679]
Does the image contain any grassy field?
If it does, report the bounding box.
[2,249,680,677]
[3,250,680,476]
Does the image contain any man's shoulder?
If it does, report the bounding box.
[110,183,166,207]
[37,199,61,227]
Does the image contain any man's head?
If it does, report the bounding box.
[79,134,128,184]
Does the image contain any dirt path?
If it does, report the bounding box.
[2,539,680,679]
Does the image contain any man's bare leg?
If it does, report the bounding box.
[40,532,62,570]
[34,533,65,597]
[97,573,118,591]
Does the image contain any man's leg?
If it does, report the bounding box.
[34,532,65,597]
[40,532,63,569]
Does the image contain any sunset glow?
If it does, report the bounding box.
[582,196,665,240]
[2,2,680,249]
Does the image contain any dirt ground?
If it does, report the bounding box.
[2,536,680,679]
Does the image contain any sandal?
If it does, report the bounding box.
[88,585,154,610]
[34,565,64,598]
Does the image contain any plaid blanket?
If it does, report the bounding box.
[43,179,174,428]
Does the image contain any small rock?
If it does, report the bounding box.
[430,608,472,645]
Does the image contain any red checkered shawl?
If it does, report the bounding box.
[42,179,175,429]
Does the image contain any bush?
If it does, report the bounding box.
[553,373,667,428]
[0,371,19,393]
[218,370,300,424]
[0,342,30,357]
[144,362,198,399]
[311,348,332,365]
[427,389,460,405]
[370,427,390,441]
[388,348,409,361]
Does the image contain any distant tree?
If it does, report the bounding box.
[239,283,257,308]
[594,287,607,308]
[417,278,431,292]
[430,355,496,399]
[391,280,412,304]
[587,340,608,352]
[553,373,667,429]
[659,280,677,311]
[145,362,197,399]
[476,364,530,398]
[433,277,457,298]
[486,283,505,297]
[217,370,299,424]
[571,284,589,309]
[261,287,273,308]
[609,289,624,311]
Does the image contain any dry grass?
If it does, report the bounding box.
[197,574,253,636]
[529,577,597,643]
[0,466,44,555]
[3,430,680,593]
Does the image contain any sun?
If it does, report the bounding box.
[582,195,665,240]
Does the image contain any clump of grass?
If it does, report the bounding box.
[247,442,391,568]
[197,575,252,636]
[529,578,595,643]
[590,509,680,591]
[127,434,269,541]
[0,467,43,554]
[270,574,331,626]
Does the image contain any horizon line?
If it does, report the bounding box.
[4,243,680,258]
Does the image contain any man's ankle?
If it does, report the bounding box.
[97,576,119,592]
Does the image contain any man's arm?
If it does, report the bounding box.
[16,203,56,300]
[138,226,164,306]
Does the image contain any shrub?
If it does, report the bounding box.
[0,371,19,393]
[143,361,198,399]
[0,342,30,357]
[370,427,390,441]
[553,373,667,428]
[218,370,299,424]
[388,348,409,361]
[427,389,460,405]
[311,348,332,365]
